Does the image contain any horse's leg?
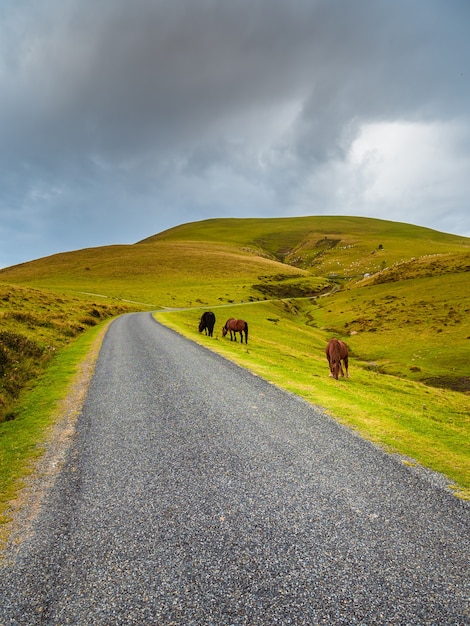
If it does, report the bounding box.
[339,360,345,377]
[327,354,335,377]
[333,360,341,380]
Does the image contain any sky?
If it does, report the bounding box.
[1,0,469,268]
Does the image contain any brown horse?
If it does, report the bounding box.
[222,318,249,344]
[326,338,349,380]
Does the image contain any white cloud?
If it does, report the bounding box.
[345,120,470,223]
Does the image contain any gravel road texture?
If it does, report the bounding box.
[0,312,468,625]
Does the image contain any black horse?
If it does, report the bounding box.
[198,311,216,337]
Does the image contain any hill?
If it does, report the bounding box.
[2,216,469,307]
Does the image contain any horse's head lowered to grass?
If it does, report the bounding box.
[326,338,349,380]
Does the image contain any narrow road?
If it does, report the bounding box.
[0,312,468,625]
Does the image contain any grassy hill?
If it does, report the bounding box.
[144,215,469,275]
[3,216,468,308]
[0,215,469,514]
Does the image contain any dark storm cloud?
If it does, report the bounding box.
[0,0,469,266]
[3,1,307,157]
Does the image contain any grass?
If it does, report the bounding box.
[3,216,468,308]
[0,242,312,308]
[146,216,470,275]
[318,272,470,386]
[0,282,135,424]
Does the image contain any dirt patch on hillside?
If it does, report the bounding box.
[423,376,470,394]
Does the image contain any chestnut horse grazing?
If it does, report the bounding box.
[326,338,349,380]
[222,318,249,344]
[198,311,216,337]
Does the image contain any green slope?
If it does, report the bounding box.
[2,216,468,306]
[142,216,470,274]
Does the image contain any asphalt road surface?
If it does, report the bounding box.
[0,312,468,625]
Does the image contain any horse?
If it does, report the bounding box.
[198,311,216,337]
[326,338,349,380]
[222,318,249,344]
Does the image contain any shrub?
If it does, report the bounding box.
[80,316,98,326]
[0,346,8,376]
[0,331,44,358]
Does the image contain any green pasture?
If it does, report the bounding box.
[3,215,468,307]
[147,215,470,276]
[0,282,134,424]
[0,242,312,308]
[313,272,470,386]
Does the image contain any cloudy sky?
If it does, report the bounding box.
[1,0,469,268]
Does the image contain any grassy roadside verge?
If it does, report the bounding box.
[0,320,111,548]
[156,302,470,499]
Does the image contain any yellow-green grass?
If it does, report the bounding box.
[2,216,469,307]
[0,242,312,308]
[156,299,470,498]
[0,321,108,544]
[0,281,128,548]
[0,282,134,424]
[358,250,470,286]
[146,216,470,276]
[311,271,470,387]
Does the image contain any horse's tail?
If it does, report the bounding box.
[245,321,249,342]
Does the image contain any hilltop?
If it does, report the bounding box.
[143,215,469,272]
